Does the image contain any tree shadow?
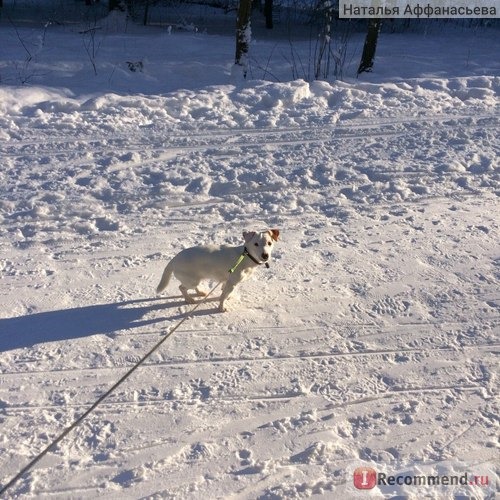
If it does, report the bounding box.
[0,295,219,352]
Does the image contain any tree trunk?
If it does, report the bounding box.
[235,0,253,73]
[109,0,120,11]
[264,0,273,29]
[357,19,382,75]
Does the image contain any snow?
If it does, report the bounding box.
[0,10,499,499]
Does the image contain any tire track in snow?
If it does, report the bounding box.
[2,112,497,160]
[1,341,496,377]
[1,383,483,414]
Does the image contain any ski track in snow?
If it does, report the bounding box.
[0,71,499,498]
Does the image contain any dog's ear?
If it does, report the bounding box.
[243,231,256,244]
[269,229,280,241]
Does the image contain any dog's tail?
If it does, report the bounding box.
[156,261,174,294]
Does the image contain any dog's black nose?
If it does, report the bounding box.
[262,253,269,261]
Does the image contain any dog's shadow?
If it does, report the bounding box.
[0,295,220,352]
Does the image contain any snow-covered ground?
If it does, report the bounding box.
[0,12,499,499]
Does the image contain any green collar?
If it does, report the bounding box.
[229,247,269,273]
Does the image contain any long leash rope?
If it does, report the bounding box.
[0,280,224,496]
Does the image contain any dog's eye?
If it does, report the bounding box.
[254,242,259,246]
[267,241,272,246]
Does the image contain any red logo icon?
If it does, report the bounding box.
[353,467,377,489]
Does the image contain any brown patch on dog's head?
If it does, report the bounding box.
[268,229,280,241]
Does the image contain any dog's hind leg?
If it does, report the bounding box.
[179,285,196,304]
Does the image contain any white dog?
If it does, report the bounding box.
[156,229,280,312]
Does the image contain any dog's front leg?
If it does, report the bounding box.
[218,279,236,312]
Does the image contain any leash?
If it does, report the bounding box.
[2,245,274,495]
[0,280,223,497]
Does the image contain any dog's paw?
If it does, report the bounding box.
[218,303,228,313]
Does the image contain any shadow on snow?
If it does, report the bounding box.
[0,295,219,352]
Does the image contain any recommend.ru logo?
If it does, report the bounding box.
[353,467,377,489]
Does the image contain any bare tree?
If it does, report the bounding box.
[313,0,334,80]
[357,18,382,75]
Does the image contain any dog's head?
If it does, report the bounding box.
[243,229,280,264]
